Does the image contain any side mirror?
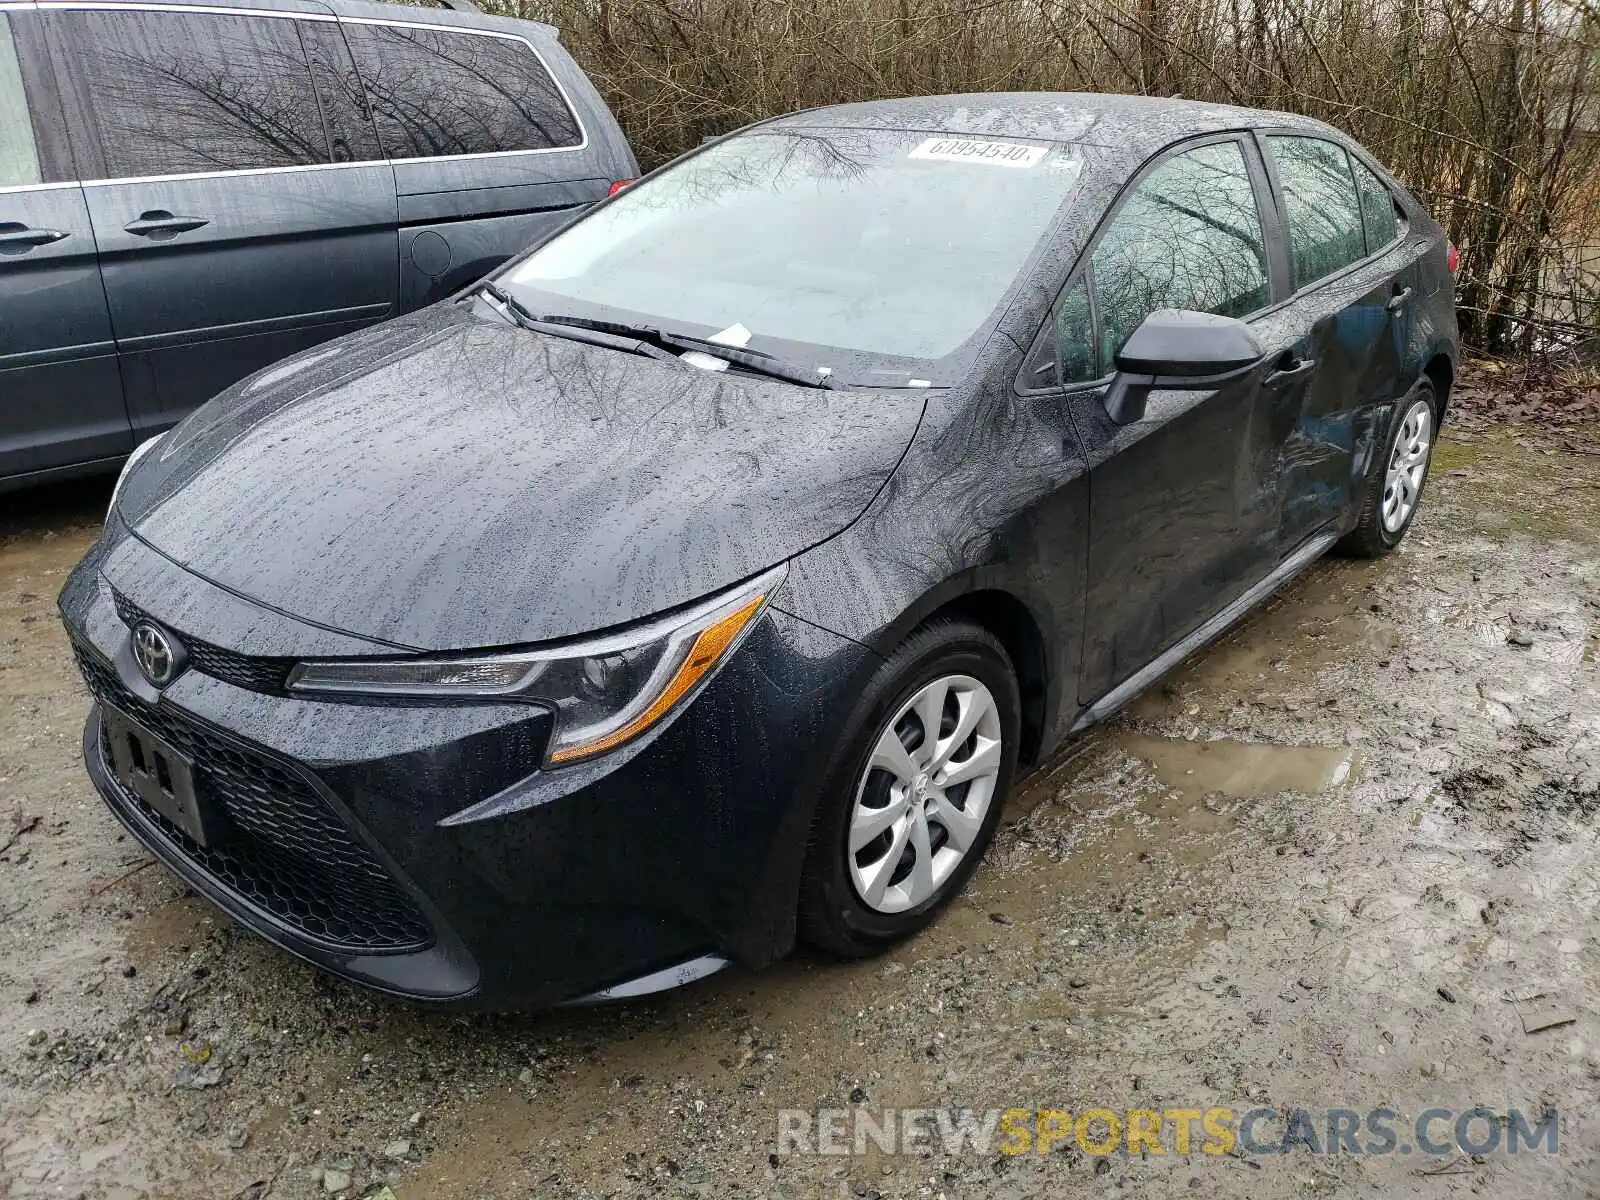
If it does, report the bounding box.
[1103,309,1265,424]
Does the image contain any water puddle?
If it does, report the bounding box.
[1119,734,1356,798]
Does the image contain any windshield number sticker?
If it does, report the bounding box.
[908,137,1048,168]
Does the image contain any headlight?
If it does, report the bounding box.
[286,565,785,765]
[107,434,165,522]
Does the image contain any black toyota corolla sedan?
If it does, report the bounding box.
[60,93,1458,1007]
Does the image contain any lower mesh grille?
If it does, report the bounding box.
[74,643,432,954]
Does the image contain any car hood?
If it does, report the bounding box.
[117,306,925,651]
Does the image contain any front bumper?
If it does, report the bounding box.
[62,533,874,1008]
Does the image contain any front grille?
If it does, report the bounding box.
[112,592,294,694]
[74,643,432,954]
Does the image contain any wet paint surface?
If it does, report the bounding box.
[3,422,1597,1196]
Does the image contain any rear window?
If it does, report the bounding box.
[339,23,581,159]
[49,10,329,179]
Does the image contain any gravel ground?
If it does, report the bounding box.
[2,417,1598,1200]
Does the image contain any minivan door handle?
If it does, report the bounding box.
[124,211,210,239]
[1386,286,1414,313]
[0,222,69,251]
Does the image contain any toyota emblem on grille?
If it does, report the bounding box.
[132,621,182,687]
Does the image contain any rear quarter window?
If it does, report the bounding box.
[1350,156,1400,252]
[339,22,581,159]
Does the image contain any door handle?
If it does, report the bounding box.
[123,211,210,238]
[1386,286,1414,313]
[0,223,69,251]
[1265,356,1317,384]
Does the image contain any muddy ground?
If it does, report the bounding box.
[2,415,1598,1199]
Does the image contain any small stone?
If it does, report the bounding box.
[1068,977,1089,989]
[164,1014,187,1036]
[850,1085,869,1104]
[1507,628,1535,647]
[383,1139,412,1159]
[227,1128,249,1150]
[407,1111,423,1128]
[121,964,137,979]
[1094,1158,1111,1175]
[1296,977,1315,990]
[518,1067,534,1085]
[1437,986,1457,1004]
[25,1028,46,1047]
[987,912,1013,926]
[321,1168,351,1193]
[24,988,39,1005]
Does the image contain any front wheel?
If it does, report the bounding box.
[798,621,1019,957]
[1339,379,1439,557]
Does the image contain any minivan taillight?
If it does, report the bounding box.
[608,179,636,197]
[1446,242,1460,274]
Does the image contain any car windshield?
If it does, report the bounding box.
[501,127,1084,385]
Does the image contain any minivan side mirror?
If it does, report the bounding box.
[1102,309,1265,424]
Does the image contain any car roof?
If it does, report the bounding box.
[769,92,1342,153]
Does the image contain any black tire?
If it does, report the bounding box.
[1338,378,1440,558]
[798,620,1020,957]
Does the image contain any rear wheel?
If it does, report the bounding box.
[798,621,1019,957]
[1339,379,1438,557]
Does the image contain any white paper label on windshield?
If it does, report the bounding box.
[908,137,1048,168]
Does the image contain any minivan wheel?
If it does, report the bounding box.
[1339,379,1439,557]
[798,621,1019,957]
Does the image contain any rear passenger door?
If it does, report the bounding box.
[39,3,398,438]
[1251,133,1417,552]
[336,16,615,309]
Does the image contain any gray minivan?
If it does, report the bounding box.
[0,0,636,489]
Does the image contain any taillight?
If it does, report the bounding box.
[607,179,636,197]
[1446,242,1460,274]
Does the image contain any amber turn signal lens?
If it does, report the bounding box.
[546,592,767,763]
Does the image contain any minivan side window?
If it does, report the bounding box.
[50,10,329,179]
[1091,139,1270,363]
[1350,156,1400,253]
[1268,136,1365,288]
[0,16,41,187]
[339,23,581,160]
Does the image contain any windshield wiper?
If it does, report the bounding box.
[475,283,677,363]
[536,313,838,390]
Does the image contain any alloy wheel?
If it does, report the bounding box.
[847,673,1003,914]
[1382,397,1433,533]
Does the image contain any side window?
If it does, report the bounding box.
[298,22,383,165]
[1091,140,1270,362]
[48,11,329,179]
[0,16,41,187]
[1056,275,1096,384]
[339,24,581,159]
[1268,136,1365,288]
[1350,156,1399,253]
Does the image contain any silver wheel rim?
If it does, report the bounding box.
[847,673,1002,914]
[1382,398,1432,533]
